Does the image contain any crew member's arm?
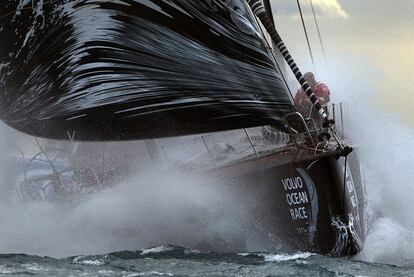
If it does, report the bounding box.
[294,89,307,107]
[294,89,301,105]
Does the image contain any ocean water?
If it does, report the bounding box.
[1,246,413,277]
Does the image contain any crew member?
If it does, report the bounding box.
[294,72,330,118]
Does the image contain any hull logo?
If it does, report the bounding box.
[281,169,319,243]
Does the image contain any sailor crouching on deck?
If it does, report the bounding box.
[294,72,331,127]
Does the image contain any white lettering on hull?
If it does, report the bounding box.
[281,177,304,190]
[281,175,310,221]
[286,191,309,205]
[290,207,308,220]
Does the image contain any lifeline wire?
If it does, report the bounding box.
[309,0,328,63]
[296,0,316,68]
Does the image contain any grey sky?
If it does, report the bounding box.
[269,0,414,124]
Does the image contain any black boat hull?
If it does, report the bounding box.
[213,149,364,256]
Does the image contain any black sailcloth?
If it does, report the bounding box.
[0,0,293,140]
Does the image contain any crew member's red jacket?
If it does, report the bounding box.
[294,83,330,116]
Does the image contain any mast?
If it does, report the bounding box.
[247,0,332,126]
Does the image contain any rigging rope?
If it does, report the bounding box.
[296,0,315,67]
[309,0,328,63]
[247,0,330,124]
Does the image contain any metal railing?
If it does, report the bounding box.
[327,102,346,139]
[157,102,348,166]
[157,126,293,166]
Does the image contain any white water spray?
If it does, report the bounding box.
[0,132,275,258]
[354,110,414,266]
[316,54,414,266]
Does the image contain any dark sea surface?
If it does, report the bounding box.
[1,246,413,277]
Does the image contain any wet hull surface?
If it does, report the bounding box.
[214,150,365,256]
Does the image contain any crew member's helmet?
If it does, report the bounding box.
[303,72,316,86]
